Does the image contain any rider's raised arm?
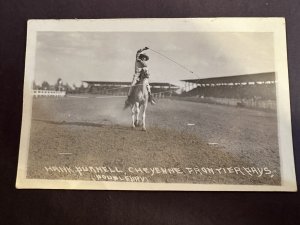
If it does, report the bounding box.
[136,47,149,61]
[136,49,143,61]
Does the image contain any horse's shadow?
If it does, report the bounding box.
[32,118,132,131]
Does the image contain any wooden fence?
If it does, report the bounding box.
[172,96,277,111]
[33,90,66,97]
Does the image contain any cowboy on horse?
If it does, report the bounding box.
[124,47,156,108]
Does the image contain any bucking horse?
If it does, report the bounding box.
[126,71,149,131]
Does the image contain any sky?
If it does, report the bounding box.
[34,32,274,87]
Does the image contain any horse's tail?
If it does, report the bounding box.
[123,97,132,110]
[123,102,130,110]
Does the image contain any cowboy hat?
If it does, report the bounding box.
[139,53,149,61]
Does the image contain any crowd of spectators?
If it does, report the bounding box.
[185,83,276,100]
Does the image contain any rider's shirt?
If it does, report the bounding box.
[135,59,147,73]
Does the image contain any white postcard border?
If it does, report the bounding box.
[16,18,297,191]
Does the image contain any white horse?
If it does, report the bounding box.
[129,72,149,131]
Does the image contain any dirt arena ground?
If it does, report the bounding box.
[26,96,280,185]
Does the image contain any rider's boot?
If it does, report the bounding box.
[148,93,156,105]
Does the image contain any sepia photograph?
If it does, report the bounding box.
[16,18,296,191]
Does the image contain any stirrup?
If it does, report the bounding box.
[149,95,156,105]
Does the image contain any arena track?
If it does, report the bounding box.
[27,96,280,185]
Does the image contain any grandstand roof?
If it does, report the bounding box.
[82,81,178,88]
[83,81,131,86]
[181,72,275,84]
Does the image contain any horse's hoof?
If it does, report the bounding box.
[142,127,146,131]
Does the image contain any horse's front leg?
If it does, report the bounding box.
[135,103,140,127]
[141,103,147,131]
[131,105,136,128]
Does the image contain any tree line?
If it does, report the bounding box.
[33,78,87,94]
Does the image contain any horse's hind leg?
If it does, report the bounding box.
[135,103,140,127]
[131,103,140,128]
[131,105,136,128]
[141,104,147,131]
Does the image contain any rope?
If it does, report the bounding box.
[86,47,198,94]
[148,47,201,80]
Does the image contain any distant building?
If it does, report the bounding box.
[82,81,179,96]
[181,72,276,100]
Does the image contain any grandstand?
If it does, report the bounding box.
[181,72,277,110]
[82,81,179,97]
